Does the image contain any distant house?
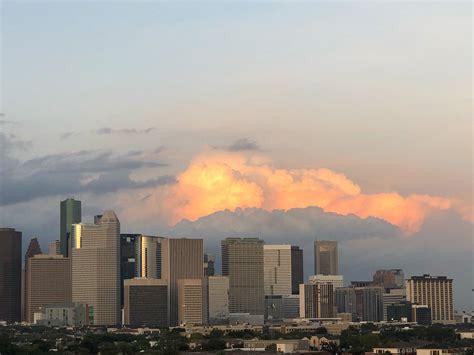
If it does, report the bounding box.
[416,347,473,355]
[373,342,418,355]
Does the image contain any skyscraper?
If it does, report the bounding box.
[161,238,203,326]
[24,237,43,321]
[299,283,335,318]
[205,276,230,325]
[71,210,121,326]
[178,279,206,325]
[48,240,61,255]
[124,278,168,328]
[222,238,265,317]
[25,237,42,259]
[25,255,72,323]
[406,274,454,324]
[314,240,338,275]
[335,286,384,322]
[0,228,22,323]
[60,198,81,257]
[136,235,163,279]
[264,245,303,296]
[204,253,215,276]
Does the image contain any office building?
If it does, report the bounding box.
[178,278,206,325]
[265,294,300,322]
[335,286,383,322]
[161,238,203,326]
[26,255,72,323]
[71,210,121,326]
[48,240,60,255]
[222,238,265,317]
[264,245,303,296]
[373,269,404,289]
[412,304,432,325]
[387,301,412,322]
[351,280,374,287]
[309,274,344,289]
[204,254,215,276]
[299,283,335,318]
[24,237,43,321]
[314,240,338,275]
[124,278,168,328]
[382,288,406,320]
[406,274,454,324]
[60,198,81,257]
[0,228,22,323]
[136,235,163,278]
[205,276,230,325]
[34,302,91,327]
[355,286,384,322]
[335,287,357,320]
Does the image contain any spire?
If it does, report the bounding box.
[25,237,42,260]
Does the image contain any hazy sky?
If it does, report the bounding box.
[1,2,472,308]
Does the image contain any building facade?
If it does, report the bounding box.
[382,288,406,321]
[26,255,72,323]
[34,303,91,327]
[264,245,303,296]
[222,238,265,316]
[205,276,230,325]
[48,240,61,255]
[178,278,206,325]
[71,210,121,326]
[299,283,335,318]
[124,278,168,328]
[0,228,22,323]
[406,275,454,324]
[373,269,404,289]
[60,198,81,257]
[314,240,338,275]
[309,274,344,289]
[161,238,204,326]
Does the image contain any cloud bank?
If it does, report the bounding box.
[121,151,471,234]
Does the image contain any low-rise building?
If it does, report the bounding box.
[33,303,91,327]
[243,339,309,353]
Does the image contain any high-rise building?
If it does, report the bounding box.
[355,286,384,322]
[299,283,335,318]
[373,269,404,289]
[382,288,406,321]
[136,235,163,278]
[24,237,43,321]
[161,238,203,326]
[0,228,22,323]
[406,274,454,324]
[60,198,81,257]
[411,304,432,325]
[264,245,303,296]
[124,278,168,328]
[178,279,207,325]
[205,276,230,325]
[265,295,300,322]
[387,301,412,322]
[309,274,344,289]
[71,210,121,326]
[48,240,61,255]
[335,286,384,322]
[204,254,215,276]
[222,238,265,317]
[25,255,72,323]
[314,240,338,275]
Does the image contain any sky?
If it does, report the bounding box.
[0,2,472,309]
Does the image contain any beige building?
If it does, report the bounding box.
[48,240,61,255]
[124,278,168,328]
[71,210,121,326]
[161,238,203,326]
[222,238,265,316]
[25,255,71,323]
[264,245,303,296]
[309,274,344,288]
[406,275,454,324]
[205,276,230,325]
[178,278,206,325]
[314,240,338,275]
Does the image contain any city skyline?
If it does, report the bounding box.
[0,1,472,312]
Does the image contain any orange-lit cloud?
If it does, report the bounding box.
[120,151,472,234]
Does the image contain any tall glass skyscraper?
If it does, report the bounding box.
[314,240,338,275]
[60,198,81,257]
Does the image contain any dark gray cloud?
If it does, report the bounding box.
[214,138,261,152]
[0,135,175,206]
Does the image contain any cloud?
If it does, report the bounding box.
[213,138,261,152]
[119,151,471,234]
[94,127,156,135]
[0,119,19,126]
[0,145,174,206]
